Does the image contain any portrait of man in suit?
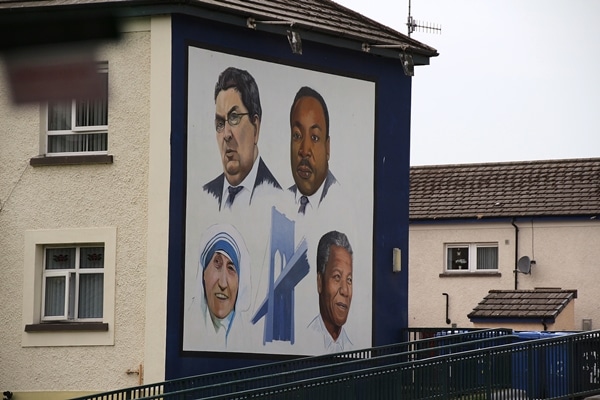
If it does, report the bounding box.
[307,230,354,353]
[288,86,338,215]
[203,67,282,210]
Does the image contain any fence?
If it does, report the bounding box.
[72,328,510,400]
[73,329,600,400]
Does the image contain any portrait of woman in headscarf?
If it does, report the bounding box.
[185,223,252,349]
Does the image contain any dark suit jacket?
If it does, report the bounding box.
[288,170,337,207]
[203,157,282,210]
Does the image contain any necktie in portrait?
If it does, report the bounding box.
[226,185,243,207]
[298,195,309,214]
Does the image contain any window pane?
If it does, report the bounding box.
[80,247,104,269]
[447,247,469,270]
[47,132,107,153]
[79,274,104,318]
[76,71,108,127]
[46,248,76,270]
[477,247,498,270]
[48,102,71,130]
[45,276,65,317]
[76,98,107,127]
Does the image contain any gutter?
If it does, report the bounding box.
[511,218,519,290]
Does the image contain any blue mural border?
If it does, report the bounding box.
[167,13,411,378]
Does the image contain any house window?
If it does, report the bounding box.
[446,244,498,272]
[42,246,104,321]
[46,63,108,155]
[23,227,116,347]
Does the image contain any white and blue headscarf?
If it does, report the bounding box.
[200,230,241,277]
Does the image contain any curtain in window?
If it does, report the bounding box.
[47,132,107,153]
[47,69,108,154]
[78,274,104,318]
[76,70,108,127]
[76,98,107,127]
[79,247,104,318]
[45,276,65,317]
[477,247,498,270]
[48,102,71,130]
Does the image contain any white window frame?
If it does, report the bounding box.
[45,63,109,156]
[23,227,116,347]
[445,243,498,272]
[41,245,105,322]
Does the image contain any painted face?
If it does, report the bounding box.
[318,245,353,339]
[204,251,239,319]
[290,96,330,196]
[215,88,259,187]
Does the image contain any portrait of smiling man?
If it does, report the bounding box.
[203,66,282,210]
[308,230,354,353]
[288,86,339,215]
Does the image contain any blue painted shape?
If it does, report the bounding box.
[252,207,309,344]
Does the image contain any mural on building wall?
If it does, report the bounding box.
[183,45,374,356]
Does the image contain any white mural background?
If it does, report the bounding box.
[183,46,374,355]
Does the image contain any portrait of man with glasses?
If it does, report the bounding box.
[203,67,282,210]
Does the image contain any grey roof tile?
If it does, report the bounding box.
[468,289,577,321]
[410,158,600,220]
[0,0,438,58]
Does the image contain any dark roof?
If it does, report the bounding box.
[410,158,600,220]
[0,0,438,61]
[468,289,577,321]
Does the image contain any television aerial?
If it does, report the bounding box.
[406,0,442,37]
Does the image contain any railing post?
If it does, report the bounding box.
[485,350,492,400]
[527,343,535,400]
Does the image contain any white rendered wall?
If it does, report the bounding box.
[0,17,153,393]
[144,15,171,384]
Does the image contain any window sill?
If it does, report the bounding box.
[439,272,502,277]
[25,322,109,332]
[30,154,113,166]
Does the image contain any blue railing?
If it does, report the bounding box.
[74,329,600,400]
[72,328,510,400]
[153,334,518,399]
[73,328,512,400]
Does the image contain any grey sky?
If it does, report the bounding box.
[335,0,600,166]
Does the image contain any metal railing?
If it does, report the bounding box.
[72,328,511,400]
[74,329,600,400]
[143,330,600,400]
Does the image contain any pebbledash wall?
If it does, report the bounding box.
[0,17,158,396]
[409,220,600,330]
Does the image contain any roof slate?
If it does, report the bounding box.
[467,289,577,321]
[0,0,438,58]
[410,158,600,220]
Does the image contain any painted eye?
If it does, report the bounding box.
[215,119,225,132]
[228,112,241,125]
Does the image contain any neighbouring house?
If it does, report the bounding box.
[0,0,437,398]
[409,158,600,332]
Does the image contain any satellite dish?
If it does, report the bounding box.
[517,256,532,274]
